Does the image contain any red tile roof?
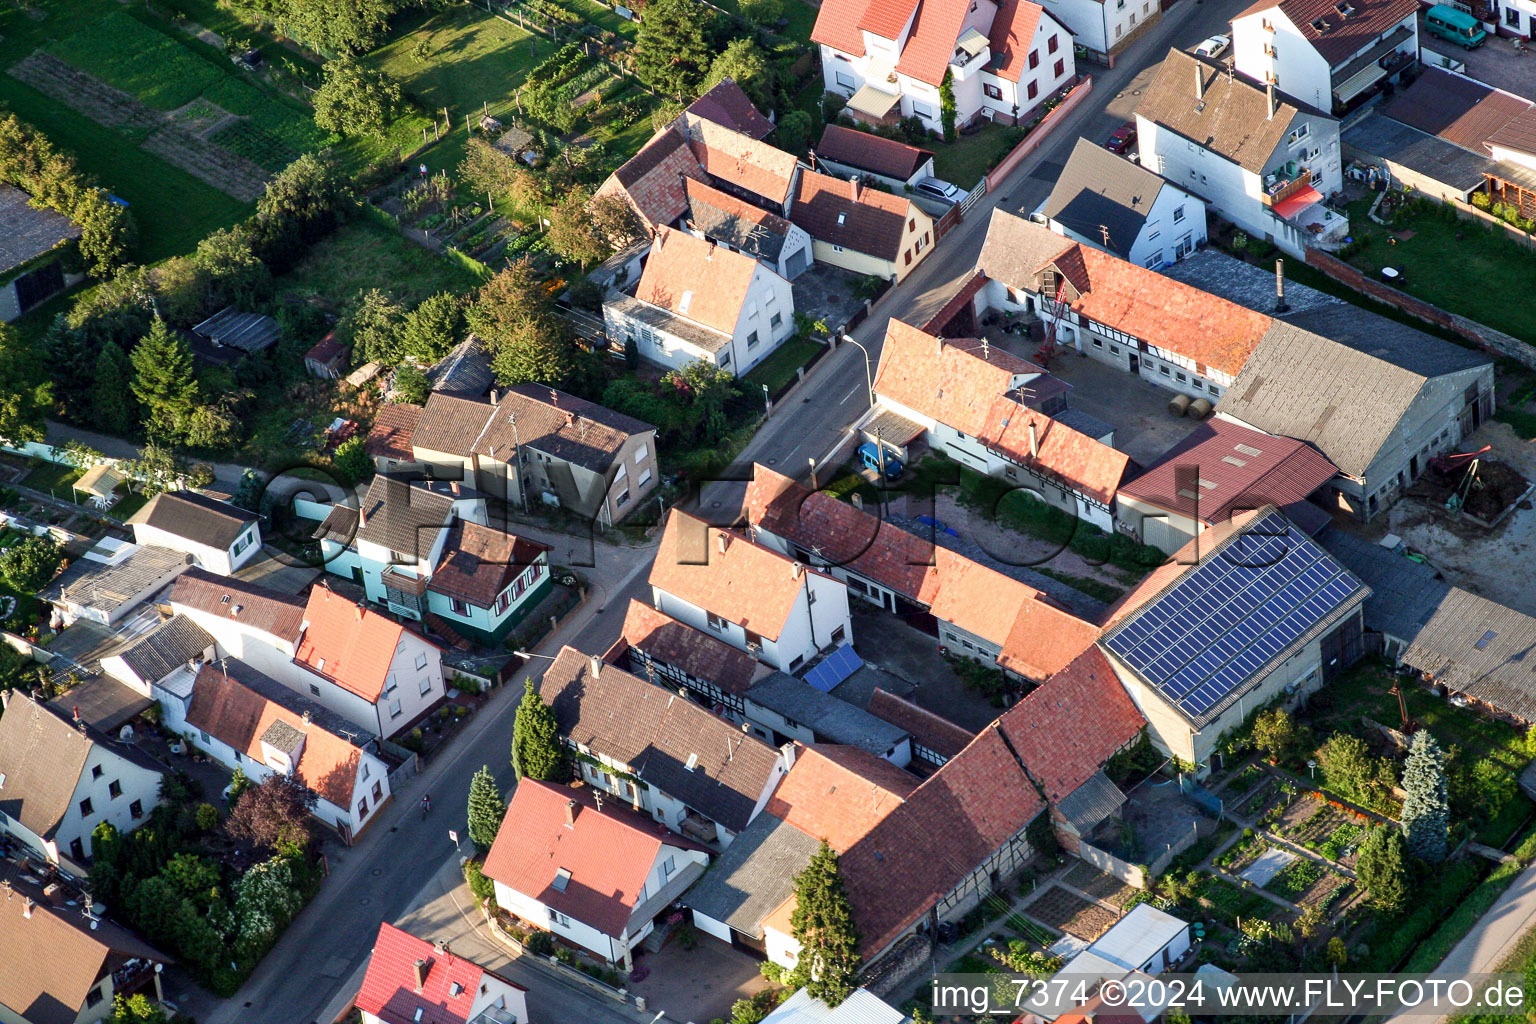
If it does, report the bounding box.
[426,522,549,607]
[894,0,971,86]
[980,398,1131,506]
[815,125,935,181]
[366,403,422,461]
[295,586,438,702]
[685,77,775,140]
[634,226,763,335]
[987,0,1046,82]
[996,589,1102,681]
[304,331,346,367]
[859,0,922,41]
[685,117,802,208]
[765,744,917,851]
[1242,0,1419,66]
[1381,66,1533,152]
[621,599,764,696]
[788,170,922,261]
[996,646,1145,802]
[355,923,522,1024]
[812,0,873,55]
[839,724,1046,956]
[866,688,975,759]
[482,779,683,937]
[185,664,364,806]
[595,125,708,230]
[978,214,1274,377]
[1117,419,1338,527]
[650,510,827,642]
[873,319,1041,438]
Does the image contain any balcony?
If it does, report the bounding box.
[470,1009,519,1024]
[1260,165,1313,208]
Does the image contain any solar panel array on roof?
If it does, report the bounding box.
[803,644,864,693]
[1102,510,1363,722]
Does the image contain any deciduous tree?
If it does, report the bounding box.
[772,110,814,158]
[511,679,564,781]
[459,139,543,211]
[1356,824,1410,911]
[73,188,137,279]
[546,189,612,267]
[313,57,404,137]
[788,841,860,1006]
[343,288,407,367]
[704,39,775,110]
[1251,707,1296,763]
[0,322,52,444]
[1401,729,1449,863]
[466,260,551,339]
[0,536,62,594]
[225,772,317,853]
[332,435,373,485]
[393,363,431,404]
[400,292,464,363]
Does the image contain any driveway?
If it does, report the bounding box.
[1433,18,1536,97]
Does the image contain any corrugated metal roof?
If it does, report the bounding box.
[1087,903,1189,972]
[1056,768,1127,833]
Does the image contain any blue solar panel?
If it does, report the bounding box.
[1100,511,1362,723]
[803,644,863,692]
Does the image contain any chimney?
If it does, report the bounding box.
[594,791,604,813]
[563,410,575,427]
[1029,420,1039,458]
[1195,62,1204,100]
[717,532,729,555]
[706,239,716,259]
[782,742,797,771]
[230,604,243,619]
[589,654,602,679]
[302,710,312,726]
[1275,258,1290,313]
[490,388,499,404]
[1266,80,1277,120]
[412,958,430,993]
[356,601,365,620]
[564,799,579,827]
[0,690,9,711]
[450,481,460,496]
[791,562,806,580]
[22,898,34,919]
[935,335,944,356]
[851,178,861,202]
[72,705,80,723]
[358,505,367,529]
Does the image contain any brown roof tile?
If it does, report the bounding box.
[414,386,654,475]
[866,688,975,759]
[536,646,784,832]
[684,78,775,140]
[0,692,102,839]
[996,589,1102,680]
[1245,0,1420,66]
[764,744,917,851]
[168,567,306,642]
[426,521,549,607]
[988,0,1047,83]
[634,226,765,335]
[596,125,709,230]
[980,398,1131,505]
[650,510,826,642]
[873,318,1042,438]
[815,125,935,181]
[620,600,765,696]
[1381,67,1532,152]
[366,403,422,461]
[996,646,1145,802]
[788,170,922,261]
[685,116,802,207]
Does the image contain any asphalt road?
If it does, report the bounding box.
[185,4,1257,1020]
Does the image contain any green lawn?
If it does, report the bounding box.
[744,336,824,397]
[546,0,639,39]
[931,124,1025,189]
[280,218,483,307]
[20,462,84,496]
[1338,197,1536,341]
[366,6,540,124]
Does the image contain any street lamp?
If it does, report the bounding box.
[840,332,876,408]
[514,650,558,661]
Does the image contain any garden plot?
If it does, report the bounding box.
[1214,830,1272,875]
[1241,847,1297,887]
[8,53,163,139]
[1026,886,1119,941]
[1061,862,1140,908]
[1273,799,1366,868]
[141,124,269,202]
[1265,858,1352,909]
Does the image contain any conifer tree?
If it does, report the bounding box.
[129,317,199,439]
[466,765,507,851]
[511,679,564,782]
[788,841,861,1007]
[1401,729,1450,863]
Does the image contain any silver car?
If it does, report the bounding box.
[913,177,963,203]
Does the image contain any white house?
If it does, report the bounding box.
[483,778,710,969]
[1034,137,1207,269]
[290,584,447,740]
[787,170,935,283]
[1043,0,1162,61]
[125,490,262,576]
[603,226,796,377]
[0,691,164,871]
[1136,49,1348,256]
[165,568,307,684]
[1230,0,1419,115]
[355,923,529,1024]
[40,538,192,629]
[158,660,392,843]
[649,510,852,675]
[101,614,217,695]
[812,0,1075,132]
[535,645,792,847]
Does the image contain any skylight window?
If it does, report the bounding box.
[684,752,699,772]
[553,868,572,892]
[679,290,694,314]
[1476,630,1497,650]
[836,212,847,225]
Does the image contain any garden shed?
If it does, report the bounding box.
[72,463,124,508]
[0,184,81,322]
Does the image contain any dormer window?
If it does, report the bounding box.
[1336,2,1354,15]
[1311,16,1330,31]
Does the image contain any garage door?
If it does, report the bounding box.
[783,245,811,279]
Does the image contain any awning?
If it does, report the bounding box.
[1274,184,1323,219]
[847,83,902,120]
[1334,60,1390,104]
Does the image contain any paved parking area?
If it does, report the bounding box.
[1047,351,1201,466]
[849,605,1008,731]
[627,935,769,1023]
[1435,21,1536,97]
[791,264,869,334]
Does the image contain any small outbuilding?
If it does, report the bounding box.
[303,331,347,379]
[71,463,124,509]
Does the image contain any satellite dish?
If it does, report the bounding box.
[118,725,134,741]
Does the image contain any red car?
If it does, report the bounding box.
[1106,122,1137,154]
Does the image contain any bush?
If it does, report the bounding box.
[526,930,555,955]
[464,859,496,901]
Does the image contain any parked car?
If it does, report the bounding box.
[858,442,905,480]
[913,178,963,204]
[1105,122,1137,154]
[1195,34,1230,57]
